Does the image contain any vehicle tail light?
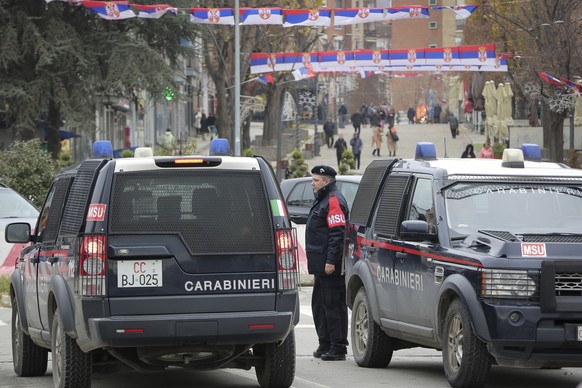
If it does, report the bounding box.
[276,228,299,291]
[79,235,107,296]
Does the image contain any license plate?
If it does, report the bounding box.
[578,326,582,342]
[118,260,163,288]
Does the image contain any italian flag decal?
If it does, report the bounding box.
[270,199,287,217]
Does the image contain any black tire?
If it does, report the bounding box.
[11,298,48,377]
[51,308,92,388]
[442,299,491,388]
[255,330,295,388]
[351,287,393,368]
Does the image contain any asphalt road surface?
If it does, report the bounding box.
[1,287,581,388]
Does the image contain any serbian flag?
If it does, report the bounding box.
[389,48,424,67]
[386,6,430,20]
[81,1,136,20]
[425,46,461,65]
[284,52,318,71]
[354,49,389,67]
[256,73,275,85]
[459,44,496,65]
[538,71,566,86]
[333,8,385,26]
[131,4,177,19]
[319,50,355,69]
[292,67,315,81]
[283,9,332,27]
[432,5,478,19]
[240,8,283,25]
[250,53,286,74]
[190,8,235,25]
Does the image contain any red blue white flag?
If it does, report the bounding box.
[256,73,275,85]
[425,46,461,65]
[240,8,283,25]
[131,4,177,19]
[250,53,287,74]
[283,9,331,27]
[333,8,385,26]
[386,6,430,20]
[459,44,496,65]
[292,67,316,81]
[190,8,235,25]
[319,50,355,69]
[81,1,136,20]
[538,71,566,86]
[389,48,424,67]
[432,5,478,19]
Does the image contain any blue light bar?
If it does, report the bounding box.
[415,142,437,160]
[92,141,113,158]
[521,143,542,161]
[210,139,230,156]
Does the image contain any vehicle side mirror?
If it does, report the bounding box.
[400,220,436,242]
[6,222,31,243]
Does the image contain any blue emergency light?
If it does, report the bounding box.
[521,143,542,161]
[92,141,113,158]
[210,139,230,156]
[415,142,437,160]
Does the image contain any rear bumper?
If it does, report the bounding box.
[84,311,295,351]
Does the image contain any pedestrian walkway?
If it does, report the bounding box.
[191,121,487,174]
[301,121,487,173]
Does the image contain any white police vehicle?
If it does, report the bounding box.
[7,140,299,388]
[345,143,582,388]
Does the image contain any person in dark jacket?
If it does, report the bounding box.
[350,112,362,135]
[449,113,459,139]
[323,120,336,148]
[306,165,349,361]
[333,134,347,168]
[461,144,476,158]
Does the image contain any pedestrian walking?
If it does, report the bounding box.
[351,111,362,135]
[386,124,398,157]
[323,119,336,149]
[338,104,348,128]
[162,128,175,154]
[449,114,459,139]
[433,104,442,123]
[200,112,208,139]
[333,134,347,167]
[461,144,476,158]
[372,123,382,156]
[206,112,218,139]
[194,108,203,137]
[306,165,349,362]
[350,132,363,170]
[407,106,416,124]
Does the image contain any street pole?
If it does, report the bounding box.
[234,0,241,156]
[313,75,319,156]
[570,107,575,150]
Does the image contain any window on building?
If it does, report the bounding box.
[429,0,438,5]
[455,37,463,45]
[456,18,465,31]
[429,21,438,29]
[428,44,438,48]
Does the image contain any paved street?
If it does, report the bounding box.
[197,121,488,174]
[1,287,581,388]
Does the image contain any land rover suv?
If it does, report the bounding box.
[7,143,299,388]
[344,143,582,388]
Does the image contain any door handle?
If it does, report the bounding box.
[48,256,59,264]
[396,252,407,260]
[31,257,40,264]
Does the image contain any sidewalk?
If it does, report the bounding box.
[192,121,487,171]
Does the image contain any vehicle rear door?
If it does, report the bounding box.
[105,165,280,316]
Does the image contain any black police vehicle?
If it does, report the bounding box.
[6,141,299,388]
[344,143,582,388]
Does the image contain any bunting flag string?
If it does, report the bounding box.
[538,71,582,95]
[48,1,479,24]
[250,45,507,75]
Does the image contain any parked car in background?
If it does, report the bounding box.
[0,184,39,275]
[280,175,362,224]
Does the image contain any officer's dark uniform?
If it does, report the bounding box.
[305,165,349,361]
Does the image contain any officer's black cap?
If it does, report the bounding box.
[311,165,337,178]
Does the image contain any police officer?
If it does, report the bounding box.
[306,165,349,361]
